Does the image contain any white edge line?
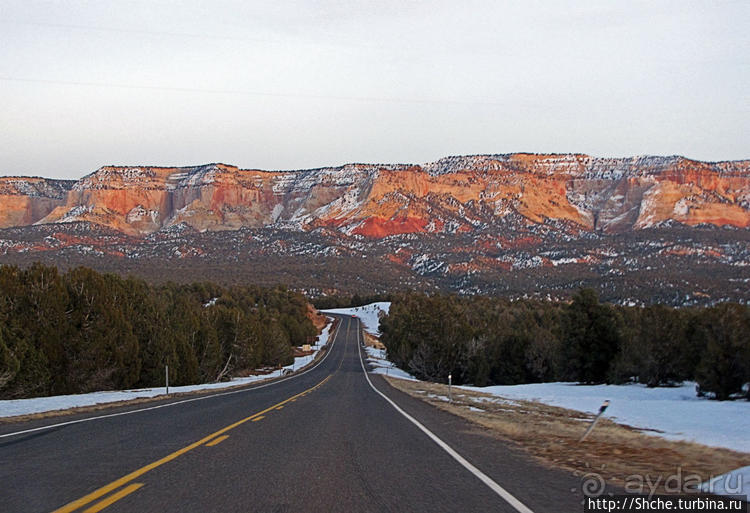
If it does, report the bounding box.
[0,317,342,440]
[355,319,536,513]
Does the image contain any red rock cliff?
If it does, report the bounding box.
[1,155,748,236]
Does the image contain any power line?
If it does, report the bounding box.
[0,19,376,50]
[0,76,510,107]
[0,19,278,44]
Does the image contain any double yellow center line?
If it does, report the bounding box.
[53,373,333,513]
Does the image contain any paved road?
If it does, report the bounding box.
[1,316,586,512]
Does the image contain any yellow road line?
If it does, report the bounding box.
[53,374,332,513]
[205,435,229,447]
[251,416,265,422]
[81,483,143,513]
[275,405,284,410]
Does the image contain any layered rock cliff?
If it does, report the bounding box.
[2,154,748,236]
[0,177,75,228]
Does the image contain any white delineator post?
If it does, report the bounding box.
[580,400,610,442]
[165,365,169,395]
[448,374,453,403]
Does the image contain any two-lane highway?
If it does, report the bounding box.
[1,316,584,512]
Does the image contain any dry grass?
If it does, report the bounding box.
[386,377,750,493]
[363,331,385,350]
[308,304,329,331]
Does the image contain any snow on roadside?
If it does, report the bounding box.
[457,381,750,453]
[362,338,750,497]
[701,466,750,500]
[322,301,750,453]
[320,302,390,336]
[0,319,335,418]
[287,318,335,370]
[364,346,416,381]
[322,302,415,380]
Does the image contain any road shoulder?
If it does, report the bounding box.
[367,372,588,512]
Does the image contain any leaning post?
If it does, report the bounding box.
[580,400,610,442]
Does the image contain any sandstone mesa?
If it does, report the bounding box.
[1,153,748,237]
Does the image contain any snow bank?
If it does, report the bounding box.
[458,381,750,453]
[701,466,750,500]
[321,302,390,336]
[364,346,416,381]
[0,375,273,418]
[0,319,335,418]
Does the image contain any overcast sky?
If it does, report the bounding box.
[1,0,748,179]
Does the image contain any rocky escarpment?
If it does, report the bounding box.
[1,154,748,236]
[0,177,75,228]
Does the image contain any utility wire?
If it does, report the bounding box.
[0,76,510,107]
[0,20,377,50]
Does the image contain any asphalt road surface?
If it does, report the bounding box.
[1,315,586,512]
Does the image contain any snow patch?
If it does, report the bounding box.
[126,205,159,224]
[551,257,579,266]
[0,319,336,418]
[271,203,284,223]
[673,198,690,217]
[458,381,750,452]
[321,302,390,336]
[42,205,91,224]
[363,345,417,381]
[701,466,750,500]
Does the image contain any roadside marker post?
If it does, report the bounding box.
[580,400,610,442]
[448,374,453,403]
[165,365,169,396]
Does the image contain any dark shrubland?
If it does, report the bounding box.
[380,290,750,400]
[0,264,317,399]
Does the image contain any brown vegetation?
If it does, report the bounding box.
[386,377,750,494]
[363,331,385,350]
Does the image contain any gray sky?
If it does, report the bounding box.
[1,0,748,179]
